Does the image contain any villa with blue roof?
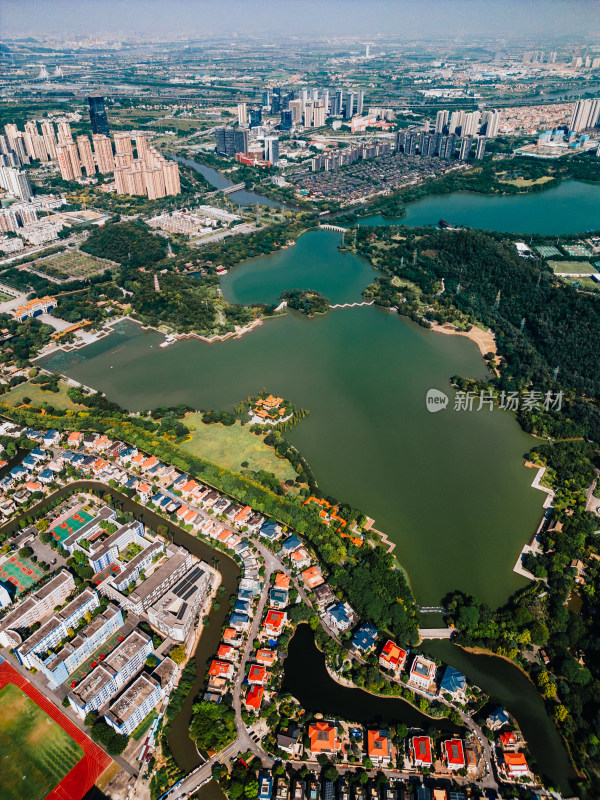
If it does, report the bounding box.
[439,665,467,702]
[259,522,283,542]
[487,706,510,731]
[323,601,356,633]
[352,622,378,653]
[279,535,301,554]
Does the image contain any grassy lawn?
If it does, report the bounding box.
[0,683,83,800]
[131,709,158,741]
[0,291,14,302]
[499,176,554,187]
[563,276,600,291]
[182,415,296,482]
[548,260,595,275]
[1,380,84,411]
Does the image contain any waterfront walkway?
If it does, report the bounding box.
[329,300,375,310]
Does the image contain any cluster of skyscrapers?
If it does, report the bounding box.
[434,108,500,138]
[237,86,365,133]
[396,129,487,161]
[2,95,180,201]
[569,98,600,133]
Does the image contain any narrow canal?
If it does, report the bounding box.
[282,626,458,733]
[0,481,240,773]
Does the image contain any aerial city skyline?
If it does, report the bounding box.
[0,4,599,800]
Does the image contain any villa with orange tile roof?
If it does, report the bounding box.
[290,548,311,568]
[67,431,84,447]
[141,456,159,470]
[301,565,325,590]
[248,664,267,685]
[502,751,529,779]
[245,684,263,711]
[137,482,152,502]
[263,609,286,637]
[25,481,42,492]
[176,505,190,519]
[256,649,277,666]
[274,573,291,590]
[379,639,407,675]
[234,505,252,524]
[367,729,391,765]
[223,628,243,647]
[95,435,111,450]
[208,659,234,680]
[180,479,199,496]
[131,453,145,467]
[217,644,236,661]
[308,721,340,756]
[499,731,518,748]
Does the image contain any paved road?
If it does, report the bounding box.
[26,449,497,795]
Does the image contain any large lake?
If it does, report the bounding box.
[359,180,600,234]
[43,232,542,608]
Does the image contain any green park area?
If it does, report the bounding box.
[181,415,297,482]
[0,683,83,800]
[1,380,84,411]
[548,260,596,275]
[32,249,114,280]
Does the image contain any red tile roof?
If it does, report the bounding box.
[444,738,465,767]
[245,685,263,710]
[413,736,432,765]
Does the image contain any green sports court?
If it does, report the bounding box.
[0,555,43,595]
[50,510,94,544]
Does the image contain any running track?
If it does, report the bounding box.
[0,659,112,800]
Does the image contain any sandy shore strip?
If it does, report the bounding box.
[429,322,497,358]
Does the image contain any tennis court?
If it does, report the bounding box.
[0,555,43,594]
[535,244,561,258]
[50,510,94,544]
[562,243,593,258]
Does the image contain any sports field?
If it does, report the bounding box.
[548,260,595,275]
[0,660,112,800]
[562,243,593,258]
[0,683,83,800]
[0,555,43,595]
[51,510,94,544]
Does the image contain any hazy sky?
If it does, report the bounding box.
[2,0,600,40]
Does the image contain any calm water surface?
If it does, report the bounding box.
[423,640,576,794]
[359,180,600,234]
[43,303,541,607]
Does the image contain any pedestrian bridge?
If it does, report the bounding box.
[417,605,447,614]
[419,627,454,639]
[320,223,347,233]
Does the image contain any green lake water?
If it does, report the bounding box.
[220,229,375,306]
[43,230,542,609]
[359,180,600,234]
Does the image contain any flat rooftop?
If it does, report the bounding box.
[106,672,159,725]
